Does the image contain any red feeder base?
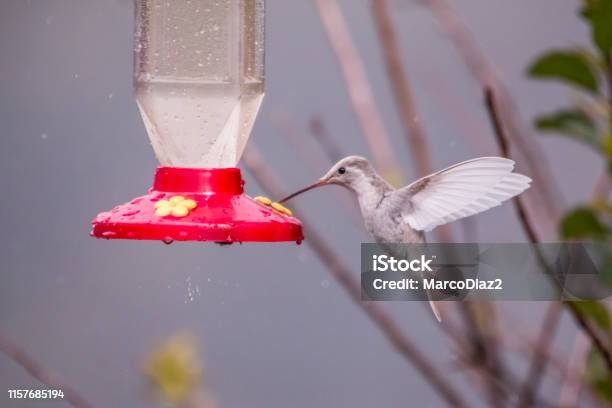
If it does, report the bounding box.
[91,167,304,243]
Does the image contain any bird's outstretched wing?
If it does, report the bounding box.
[394,157,531,232]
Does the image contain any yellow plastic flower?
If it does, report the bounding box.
[254,196,293,216]
[271,202,293,216]
[154,196,197,217]
[254,196,272,205]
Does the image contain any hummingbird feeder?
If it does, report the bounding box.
[91,0,303,243]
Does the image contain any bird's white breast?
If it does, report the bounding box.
[359,196,423,244]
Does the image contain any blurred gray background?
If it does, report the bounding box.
[0,0,601,407]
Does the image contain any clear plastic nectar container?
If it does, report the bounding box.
[134,0,265,168]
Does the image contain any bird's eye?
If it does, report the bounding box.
[338,167,346,175]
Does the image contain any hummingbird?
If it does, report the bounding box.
[279,156,532,321]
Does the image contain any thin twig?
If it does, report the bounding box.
[564,301,612,372]
[486,87,562,408]
[517,303,564,408]
[457,303,508,407]
[485,86,612,387]
[0,333,93,408]
[607,52,612,132]
[499,307,578,384]
[484,87,538,243]
[312,0,403,183]
[420,68,496,155]
[592,170,611,201]
[486,87,564,406]
[498,306,601,406]
[309,116,344,163]
[370,0,432,178]
[242,145,469,408]
[597,52,612,202]
[558,331,589,407]
[442,316,557,408]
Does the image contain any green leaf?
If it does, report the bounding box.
[581,0,612,57]
[573,301,611,330]
[560,207,609,239]
[585,345,612,402]
[534,109,602,152]
[528,51,599,92]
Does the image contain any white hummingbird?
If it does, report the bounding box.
[279,156,532,321]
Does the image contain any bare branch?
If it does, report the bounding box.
[607,52,612,132]
[558,332,589,407]
[484,87,538,243]
[517,303,563,408]
[442,315,557,408]
[419,0,565,239]
[0,333,93,408]
[308,115,344,163]
[485,85,612,390]
[242,145,469,408]
[592,170,612,201]
[499,308,579,385]
[564,301,612,372]
[485,87,572,405]
[457,303,508,407]
[370,0,432,178]
[312,0,403,182]
[419,69,496,155]
[369,0,455,244]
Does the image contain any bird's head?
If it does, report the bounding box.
[279,156,373,203]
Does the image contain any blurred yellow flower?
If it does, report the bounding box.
[142,334,202,405]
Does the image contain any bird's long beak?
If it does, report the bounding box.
[278,179,328,203]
